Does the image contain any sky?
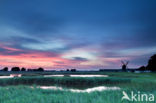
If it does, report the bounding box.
[0,0,156,70]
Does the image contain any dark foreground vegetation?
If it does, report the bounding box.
[0,72,155,103]
[0,76,131,88]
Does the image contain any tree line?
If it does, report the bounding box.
[138,54,156,71]
[0,67,44,72]
[0,54,156,72]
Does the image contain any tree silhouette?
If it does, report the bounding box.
[37,67,44,71]
[21,67,26,71]
[2,67,8,71]
[138,66,146,71]
[147,54,156,71]
[11,67,20,71]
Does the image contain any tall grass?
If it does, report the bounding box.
[0,85,155,103]
[0,72,155,103]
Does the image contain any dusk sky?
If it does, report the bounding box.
[0,0,156,70]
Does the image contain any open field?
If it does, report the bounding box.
[0,72,156,103]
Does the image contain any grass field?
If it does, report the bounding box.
[0,72,155,103]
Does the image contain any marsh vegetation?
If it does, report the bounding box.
[0,72,155,103]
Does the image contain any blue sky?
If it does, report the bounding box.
[0,0,155,69]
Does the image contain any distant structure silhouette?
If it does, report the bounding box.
[147,54,156,71]
[71,69,76,72]
[121,61,129,71]
[11,67,20,71]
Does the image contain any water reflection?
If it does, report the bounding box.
[10,74,22,77]
[0,74,108,78]
[38,86,120,93]
[44,75,108,77]
[70,75,108,77]
[40,86,63,90]
[0,74,21,78]
[44,75,64,77]
[0,76,12,79]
